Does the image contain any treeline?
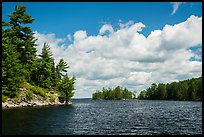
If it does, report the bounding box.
[92,86,136,100]
[138,76,202,101]
[2,5,75,103]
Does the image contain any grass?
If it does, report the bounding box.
[2,95,8,103]
[26,90,33,101]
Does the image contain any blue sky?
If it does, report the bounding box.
[2,2,202,38]
[2,2,202,98]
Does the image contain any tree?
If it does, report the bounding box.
[188,81,196,101]
[3,5,37,82]
[2,30,23,98]
[138,90,146,99]
[92,86,135,100]
[50,61,59,89]
[114,86,122,100]
[2,5,76,104]
[196,77,202,100]
[157,83,167,100]
[37,43,54,88]
[56,59,69,80]
[58,74,76,104]
[138,76,202,101]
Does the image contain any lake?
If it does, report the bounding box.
[2,99,202,135]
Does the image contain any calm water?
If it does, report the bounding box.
[2,99,202,135]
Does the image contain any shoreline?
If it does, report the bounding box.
[2,90,72,109]
[2,100,72,109]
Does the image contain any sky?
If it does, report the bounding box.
[2,2,202,98]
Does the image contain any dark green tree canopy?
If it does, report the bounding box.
[137,76,202,101]
[92,86,135,100]
[2,5,76,103]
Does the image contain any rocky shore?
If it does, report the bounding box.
[2,89,72,109]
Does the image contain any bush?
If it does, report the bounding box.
[49,90,55,94]
[19,81,32,90]
[2,95,8,102]
[49,97,55,103]
[26,90,33,101]
[31,86,46,97]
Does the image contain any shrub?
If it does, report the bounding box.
[19,81,32,90]
[31,86,46,97]
[49,97,55,103]
[26,90,33,101]
[2,95,8,102]
[49,90,55,94]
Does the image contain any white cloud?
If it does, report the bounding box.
[170,2,185,15]
[73,30,87,42]
[67,34,72,41]
[99,24,114,35]
[33,32,66,64]
[34,15,202,98]
[119,20,134,28]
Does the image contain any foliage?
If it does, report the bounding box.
[56,59,69,80]
[2,95,8,103]
[26,90,33,101]
[2,5,76,103]
[92,86,135,100]
[49,96,56,103]
[31,86,46,97]
[138,76,202,101]
[58,74,76,104]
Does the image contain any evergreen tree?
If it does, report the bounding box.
[56,59,69,80]
[37,43,55,89]
[2,5,76,103]
[3,5,37,82]
[92,86,135,100]
[2,29,23,98]
[188,80,196,101]
[138,90,146,99]
[138,76,202,101]
[58,74,76,104]
[157,83,167,100]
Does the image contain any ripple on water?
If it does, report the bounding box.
[2,99,202,135]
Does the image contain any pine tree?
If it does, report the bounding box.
[56,59,69,80]
[37,43,54,89]
[58,74,76,104]
[2,5,76,103]
[2,28,23,98]
[3,5,37,82]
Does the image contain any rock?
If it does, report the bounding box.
[2,91,68,109]
[27,104,32,107]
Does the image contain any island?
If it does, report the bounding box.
[92,86,136,100]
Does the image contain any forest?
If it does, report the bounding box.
[2,5,75,104]
[137,76,202,101]
[92,86,136,100]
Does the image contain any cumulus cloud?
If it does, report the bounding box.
[119,20,134,28]
[170,2,185,15]
[73,30,87,41]
[67,34,72,41]
[99,24,114,35]
[34,15,202,98]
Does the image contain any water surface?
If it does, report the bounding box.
[2,99,202,135]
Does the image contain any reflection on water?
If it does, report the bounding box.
[2,99,202,135]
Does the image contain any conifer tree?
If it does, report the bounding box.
[2,28,23,98]
[56,59,69,80]
[58,74,76,104]
[38,43,54,89]
[3,5,37,82]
